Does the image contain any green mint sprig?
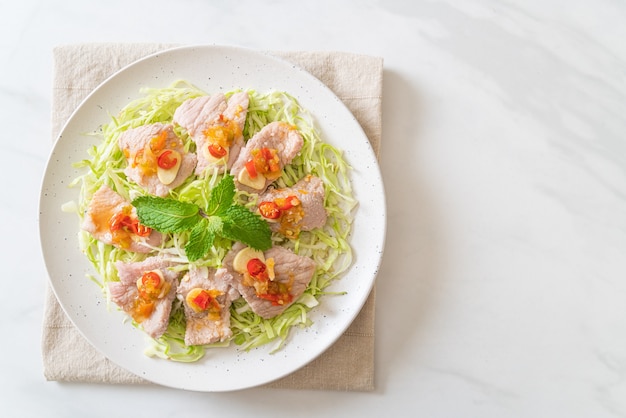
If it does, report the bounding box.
[132,175,271,262]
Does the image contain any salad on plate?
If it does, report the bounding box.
[67,80,356,362]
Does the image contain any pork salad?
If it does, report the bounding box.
[69,80,356,361]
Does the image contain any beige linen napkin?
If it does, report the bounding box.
[42,43,382,391]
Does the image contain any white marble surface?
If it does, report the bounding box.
[3,0,626,416]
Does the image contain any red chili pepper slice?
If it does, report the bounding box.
[247,258,269,281]
[130,222,152,237]
[157,150,178,169]
[191,290,212,311]
[276,195,301,211]
[141,271,161,289]
[245,160,258,178]
[208,143,228,158]
[258,201,281,219]
[261,147,273,162]
[109,213,130,231]
[109,212,152,237]
[247,258,266,276]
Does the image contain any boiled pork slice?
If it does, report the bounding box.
[176,266,239,346]
[257,175,327,237]
[223,243,316,319]
[173,92,249,175]
[230,121,304,194]
[82,184,162,253]
[109,256,181,339]
[118,122,196,197]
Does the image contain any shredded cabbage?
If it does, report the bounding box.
[71,80,356,361]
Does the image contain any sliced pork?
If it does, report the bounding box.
[82,184,162,253]
[223,243,316,319]
[230,121,304,194]
[118,122,196,197]
[109,256,181,339]
[256,175,327,238]
[176,266,239,346]
[173,92,249,175]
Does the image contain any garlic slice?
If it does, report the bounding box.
[237,166,266,190]
[156,150,182,185]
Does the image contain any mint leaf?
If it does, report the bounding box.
[131,178,271,262]
[185,218,215,262]
[206,215,225,235]
[221,205,272,251]
[206,175,235,216]
[132,196,200,233]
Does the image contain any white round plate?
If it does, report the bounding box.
[39,45,386,392]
